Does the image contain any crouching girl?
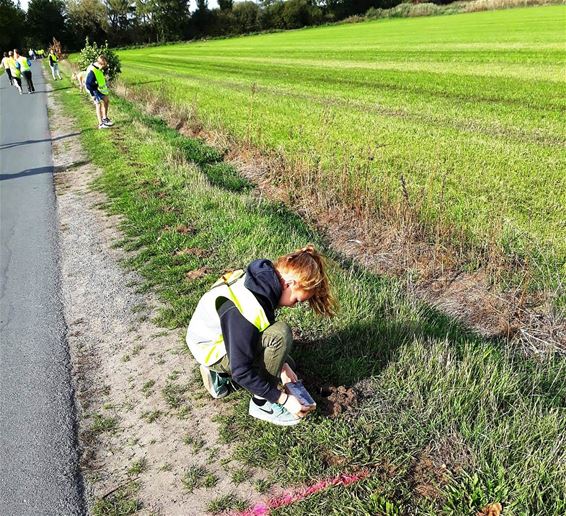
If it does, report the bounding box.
[186,245,336,426]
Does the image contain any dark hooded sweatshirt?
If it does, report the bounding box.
[217,259,282,403]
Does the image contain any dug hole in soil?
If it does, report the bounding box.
[46,79,276,515]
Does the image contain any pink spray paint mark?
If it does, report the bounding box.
[234,470,370,516]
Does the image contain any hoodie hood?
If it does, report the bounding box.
[244,259,281,315]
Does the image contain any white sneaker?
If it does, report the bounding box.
[98,123,109,130]
[248,398,301,426]
[102,118,114,127]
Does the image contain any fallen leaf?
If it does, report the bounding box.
[477,502,503,516]
[185,267,210,280]
[176,224,196,235]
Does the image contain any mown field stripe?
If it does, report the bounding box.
[124,56,565,112]
[122,64,564,150]
[122,60,564,141]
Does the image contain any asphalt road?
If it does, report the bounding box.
[0,62,85,515]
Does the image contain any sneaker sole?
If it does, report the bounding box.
[249,405,302,427]
[200,365,228,399]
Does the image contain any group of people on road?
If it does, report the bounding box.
[28,48,46,60]
[1,49,35,94]
[1,47,113,129]
[1,47,63,95]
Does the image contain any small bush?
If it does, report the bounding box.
[78,38,121,83]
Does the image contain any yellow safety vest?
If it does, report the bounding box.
[87,64,109,95]
[9,57,20,78]
[17,56,30,72]
[186,270,271,366]
[49,53,58,63]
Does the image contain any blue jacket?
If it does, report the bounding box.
[218,259,282,403]
[15,58,31,70]
[85,65,102,95]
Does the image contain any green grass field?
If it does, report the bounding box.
[53,44,565,513]
[116,6,566,295]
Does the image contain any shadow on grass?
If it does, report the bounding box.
[295,294,481,388]
[112,95,250,191]
[48,84,75,92]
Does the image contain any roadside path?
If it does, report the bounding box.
[0,61,85,515]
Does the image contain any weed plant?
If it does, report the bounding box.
[90,414,118,434]
[52,68,565,513]
[92,482,141,515]
[114,6,566,302]
[182,465,207,492]
[207,493,249,513]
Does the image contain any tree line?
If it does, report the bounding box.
[1,0,454,51]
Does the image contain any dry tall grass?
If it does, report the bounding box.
[463,0,560,12]
[365,0,562,20]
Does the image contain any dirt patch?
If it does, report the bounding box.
[175,224,197,235]
[174,247,209,258]
[318,385,359,417]
[410,453,450,500]
[47,78,275,515]
[295,372,359,418]
[320,450,349,468]
[409,431,473,502]
[186,267,211,280]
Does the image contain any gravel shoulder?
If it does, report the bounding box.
[47,83,272,515]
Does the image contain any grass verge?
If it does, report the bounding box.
[51,72,565,514]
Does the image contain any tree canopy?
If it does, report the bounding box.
[0,0,454,52]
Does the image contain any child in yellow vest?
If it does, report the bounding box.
[85,55,114,129]
[48,50,62,80]
[1,52,14,86]
[7,51,22,94]
[14,49,34,94]
[186,245,336,426]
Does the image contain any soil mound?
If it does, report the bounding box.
[318,385,358,417]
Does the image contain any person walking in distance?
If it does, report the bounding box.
[14,49,35,94]
[48,49,62,80]
[1,52,14,86]
[8,51,22,94]
[85,55,114,129]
